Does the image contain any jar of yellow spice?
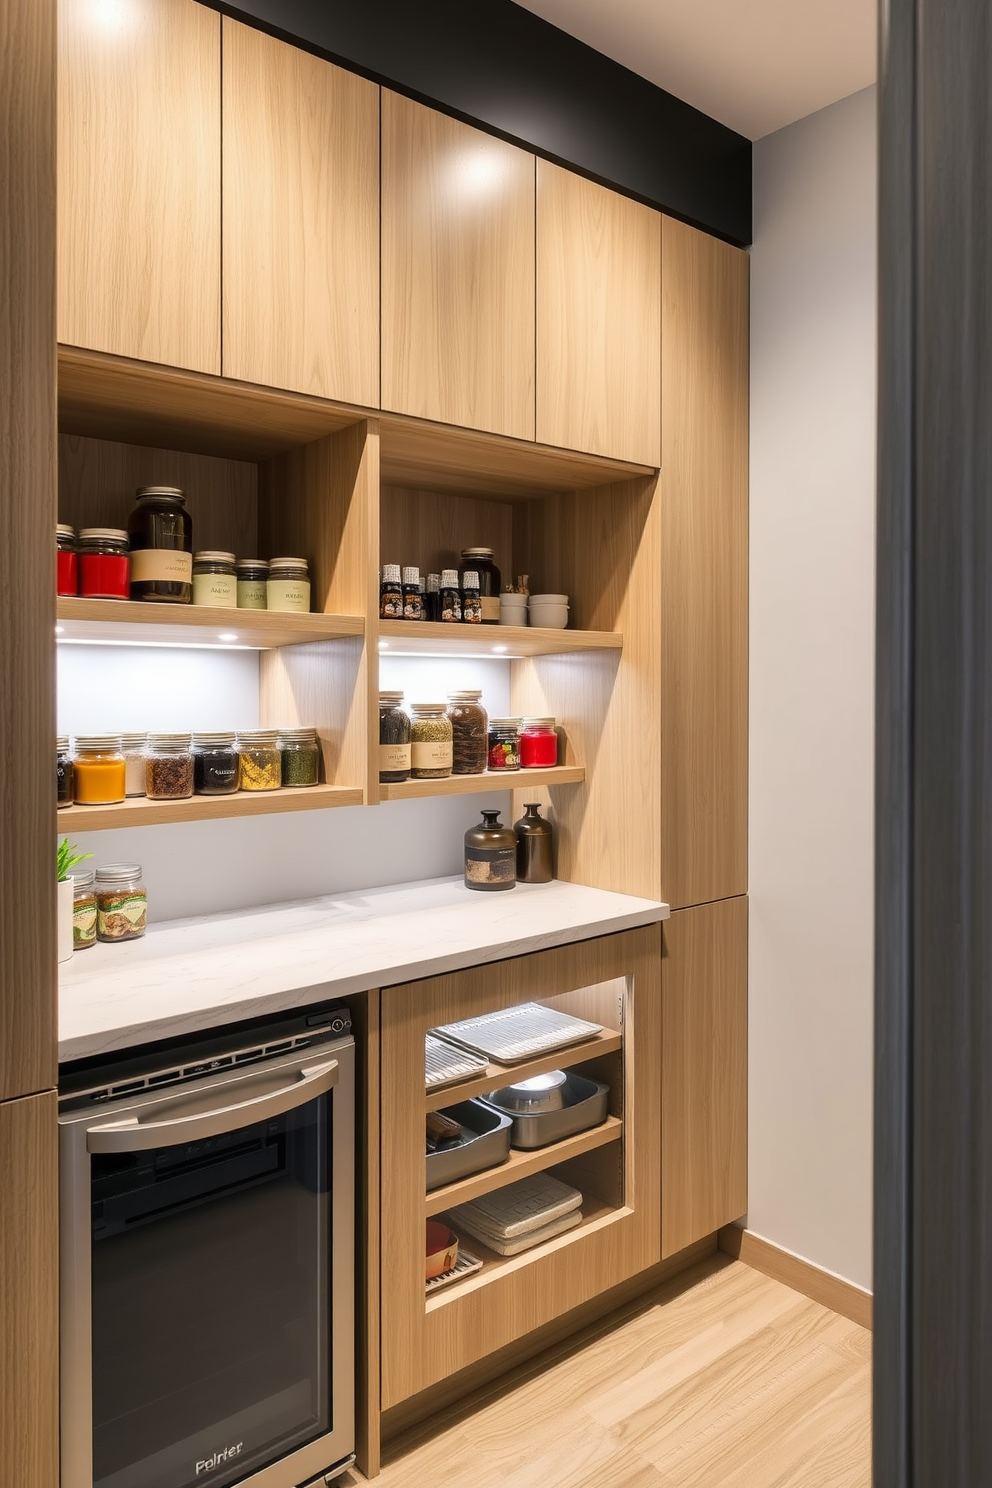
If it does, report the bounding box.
[236,729,282,791]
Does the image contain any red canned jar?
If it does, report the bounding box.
[78,528,131,600]
[57,524,78,596]
[519,717,559,768]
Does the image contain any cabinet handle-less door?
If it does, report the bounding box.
[85,1058,339,1151]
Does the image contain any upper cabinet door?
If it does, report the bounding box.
[57,0,221,373]
[381,92,535,440]
[537,163,661,466]
[222,20,379,406]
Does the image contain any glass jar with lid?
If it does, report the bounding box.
[78,529,130,600]
[236,558,269,610]
[57,736,73,808]
[460,548,502,624]
[278,727,320,787]
[487,718,521,772]
[127,487,193,603]
[410,704,453,779]
[267,558,311,613]
[145,733,194,800]
[120,733,147,798]
[57,524,78,596]
[520,717,559,768]
[95,864,147,943]
[379,692,410,783]
[72,870,98,950]
[237,730,282,790]
[73,735,126,803]
[192,551,237,608]
[447,691,488,775]
[192,732,240,795]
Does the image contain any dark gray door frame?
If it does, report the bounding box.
[875,0,992,1481]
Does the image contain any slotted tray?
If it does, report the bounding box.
[430,1002,602,1064]
[425,1034,489,1091]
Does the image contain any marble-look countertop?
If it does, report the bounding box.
[59,876,669,1063]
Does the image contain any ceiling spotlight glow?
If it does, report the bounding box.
[492,644,507,654]
[55,626,65,636]
[218,633,239,643]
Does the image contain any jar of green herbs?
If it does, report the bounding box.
[278,727,320,787]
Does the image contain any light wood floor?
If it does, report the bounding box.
[365,1255,871,1488]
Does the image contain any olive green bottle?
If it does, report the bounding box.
[464,809,517,891]
[514,802,554,883]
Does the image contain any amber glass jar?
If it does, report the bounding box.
[464,810,517,891]
[127,486,193,603]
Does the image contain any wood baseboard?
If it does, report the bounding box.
[718,1225,873,1331]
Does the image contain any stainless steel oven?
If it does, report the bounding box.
[59,1008,355,1488]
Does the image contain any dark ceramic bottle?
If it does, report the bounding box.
[514,802,554,883]
[464,809,516,892]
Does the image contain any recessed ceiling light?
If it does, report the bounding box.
[378,640,389,650]
[55,626,64,635]
[493,644,507,653]
[218,632,238,643]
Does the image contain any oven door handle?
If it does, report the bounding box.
[84,1058,339,1153]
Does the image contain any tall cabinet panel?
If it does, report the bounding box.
[661,897,748,1257]
[381,93,535,439]
[57,0,221,372]
[660,216,749,909]
[536,163,661,466]
[222,19,379,406]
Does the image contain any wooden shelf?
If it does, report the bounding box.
[56,597,364,650]
[379,619,621,658]
[426,1197,624,1311]
[61,783,363,830]
[381,765,584,802]
[425,1027,623,1113]
[424,1115,622,1217]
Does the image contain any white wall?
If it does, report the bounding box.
[748,85,876,1290]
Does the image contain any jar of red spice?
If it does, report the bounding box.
[519,717,559,769]
[78,529,130,600]
[57,524,78,596]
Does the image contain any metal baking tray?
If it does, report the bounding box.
[480,1072,609,1150]
[426,1099,513,1192]
[431,1002,602,1064]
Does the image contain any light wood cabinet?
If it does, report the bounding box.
[660,217,749,909]
[661,897,748,1257]
[57,0,221,373]
[381,92,535,439]
[536,162,661,466]
[0,1093,59,1488]
[222,19,379,406]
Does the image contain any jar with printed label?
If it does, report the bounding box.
[267,558,311,613]
[379,692,411,782]
[460,548,501,624]
[192,732,240,795]
[95,864,147,942]
[236,559,269,610]
[72,870,97,950]
[410,703,453,779]
[487,718,521,772]
[192,551,237,607]
[127,487,193,603]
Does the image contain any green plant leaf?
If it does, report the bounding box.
[57,836,93,883]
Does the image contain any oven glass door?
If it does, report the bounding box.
[89,1091,331,1488]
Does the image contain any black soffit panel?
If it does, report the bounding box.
[206,0,752,247]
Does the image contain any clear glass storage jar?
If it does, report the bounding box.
[145,733,194,800]
[72,870,97,950]
[73,735,126,804]
[447,691,488,775]
[520,717,559,768]
[379,692,410,782]
[237,729,282,790]
[236,559,269,610]
[121,733,147,798]
[487,718,521,772]
[127,487,193,604]
[78,529,130,600]
[95,863,147,942]
[410,703,453,779]
[461,547,502,624]
[192,732,240,795]
[57,524,78,596]
[267,558,311,613]
[192,551,237,608]
[278,727,320,787]
[57,736,73,808]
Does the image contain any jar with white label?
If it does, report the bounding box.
[236,558,269,610]
[379,691,411,783]
[127,487,193,603]
[410,703,453,780]
[267,557,311,613]
[192,551,237,607]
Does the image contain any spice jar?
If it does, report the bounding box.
[145,733,194,800]
[447,691,489,775]
[402,566,424,621]
[515,803,554,884]
[520,717,559,768]
[78,529,130,601]
[410,704,453,779]
[461,547,502,624]
[278,727,320,787]
[95,864,147,943]
[57,525,78,596]
[73,736,126,804]
[267,558,311,613]
[127,487,193,603]
[121,733,148,798]
[461,571,482,624]
[379,692,411,783]
[464,810,517,892]
[439,569,462,624]
[487,718,521,772]
[425,573,441,623]
[192,732,239,795]
[72,870,97,950]
[57,736,73,808]
[380,564,402,620]
[237,729,282,790]
[236,559,269,610]
[192,551,237,608]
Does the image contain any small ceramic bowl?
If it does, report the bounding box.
[425,1221,459,1280]
[500,593,529,626]
[528,594,569,630]
[487,1070,569,1114]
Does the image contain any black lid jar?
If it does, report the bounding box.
[127,486,193,604]
[460,547,501,624]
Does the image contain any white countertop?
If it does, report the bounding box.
[59,876,669,1063]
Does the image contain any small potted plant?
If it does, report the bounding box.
[57,837,92,963]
